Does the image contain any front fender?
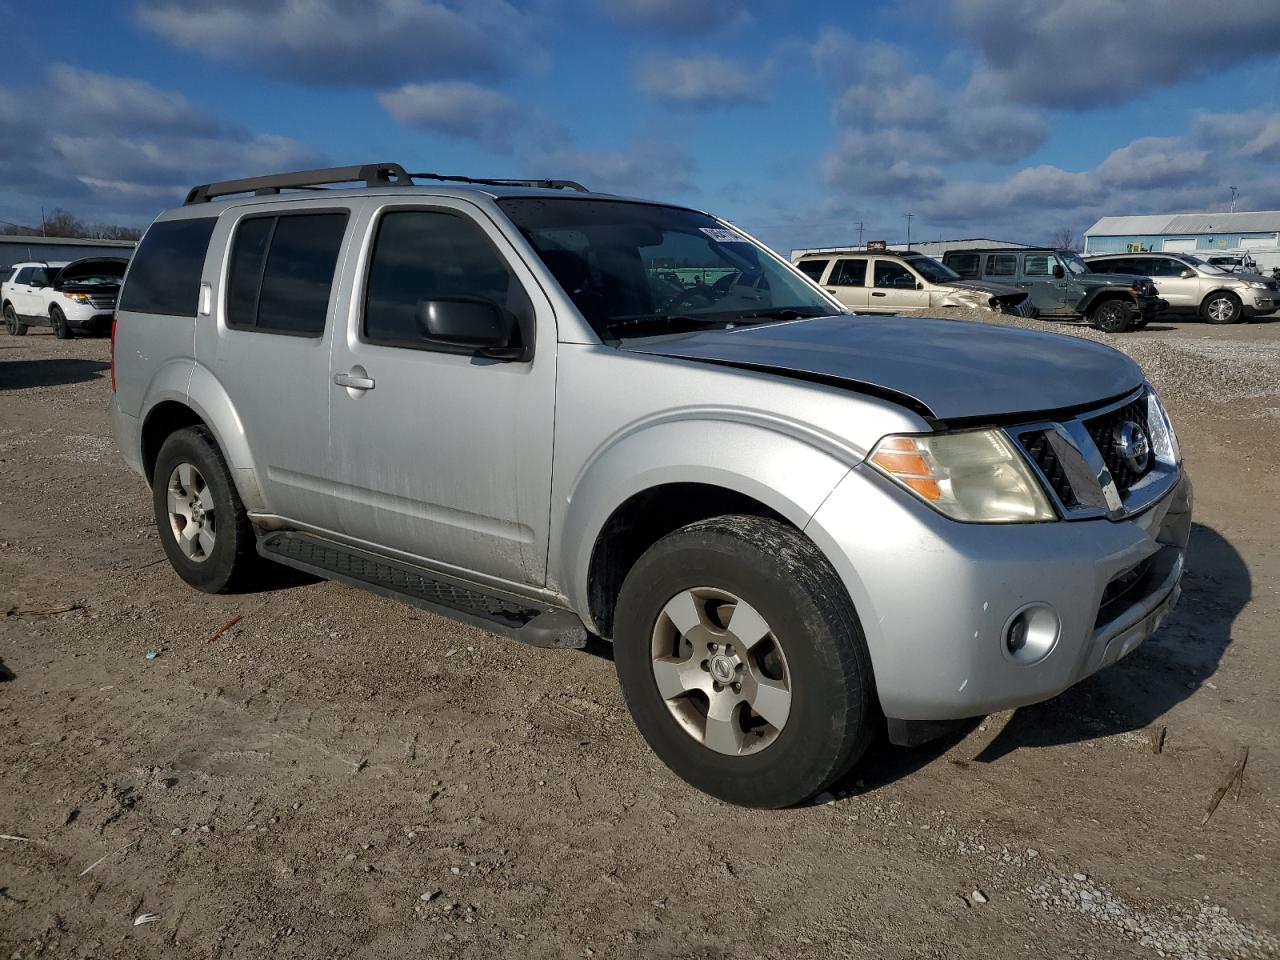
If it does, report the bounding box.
[1077,286,1134,314]
[552,416,859,627]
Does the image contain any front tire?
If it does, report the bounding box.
[613,515,877,808]
[152,427,260,593]
[1090,298,1134,333]
[51,306,73,339]
[4,304,26,336]
[1201,291,1242,324]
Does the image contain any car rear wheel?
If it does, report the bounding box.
[613,514,877,808]
[1201,291,1242,324]
[1091,298,1133,333]
[4,304,26,336]
[51,306,73,339]
[152,426,261,593]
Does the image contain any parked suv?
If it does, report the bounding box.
[110,163,1191,808]
[943,248,1163,333]
[1084,252,1277,323]
[793,250,1035,317]
[2,257,129,337]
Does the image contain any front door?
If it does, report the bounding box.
[1146,257,1200,311]
[327,200,557,587]
[1017,252,1067,314]
[824,258,869,310]
[871,258,928,313]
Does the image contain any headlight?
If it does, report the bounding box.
[1247,281,1269,290]
[63,292,90,303]
[1145,387,1180,465]
[868,429,1055,523]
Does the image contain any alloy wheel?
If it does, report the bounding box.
[1206,296,1237,323]
[166,462,216,562]
[650,586,792,756]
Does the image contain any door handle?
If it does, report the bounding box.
[871,291,887,297]
[334,372,375,391]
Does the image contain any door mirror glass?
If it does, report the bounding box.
[415,298,519,356]
[1052,264,1065,279]
[1180,268,1195,279]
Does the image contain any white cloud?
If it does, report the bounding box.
[380,81,521,152]
[529,140,696,197]
[1195,110,1280,162]
[635,55,762,107]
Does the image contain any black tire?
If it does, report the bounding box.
[1090,298,1134,333]
[3,304,26,336]
[1130,316,1150,331]
[51,306,73,339]
[613,515,877,808]
[1200,291,1242,325]
[152,426,260,593]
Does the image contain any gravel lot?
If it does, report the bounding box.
[2,316,1278,959]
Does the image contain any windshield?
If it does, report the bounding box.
[1058,252,1089,276]
[498,198,834,339]
[1180,255,1229,275]
[903,255,959,283]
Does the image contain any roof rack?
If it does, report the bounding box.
[184,162,589,205]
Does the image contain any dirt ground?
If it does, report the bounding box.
[2,316,1278,960]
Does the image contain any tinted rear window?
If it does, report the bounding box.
[796,259,828,281]
[226,212,348,336]
[830,258,866,286]
[946,253,979,278]
[119,218,217,316]
[985,255,1017,278]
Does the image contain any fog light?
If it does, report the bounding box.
[1003,604,1060,664]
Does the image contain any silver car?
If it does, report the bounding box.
[110,163,1192,808]
[1086,252,1277,322]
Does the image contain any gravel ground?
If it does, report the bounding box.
[2,321,1278,960]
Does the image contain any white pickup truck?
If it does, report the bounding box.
[2,257,128,338]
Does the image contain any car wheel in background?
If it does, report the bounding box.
[613,514,877,808]
[1201,291,1243,325]
[1091,299,1133,333]
[152,426,261,593]
[4,304,27,336]
[51,306,74,339]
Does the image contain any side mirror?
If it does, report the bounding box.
[1052,264,1065,279]
[915,281,924,290]
[415,298,523,359]
[1180,269,1195,279]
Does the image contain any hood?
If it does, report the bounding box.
[944,278,1025,298]
[622,314,1144,422]
[53,257,128,287]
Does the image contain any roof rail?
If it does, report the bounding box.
[407,172,589,193]
[184,163,414,205]
[184,163,590,205]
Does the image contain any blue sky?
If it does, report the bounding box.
[4,0,1280,253]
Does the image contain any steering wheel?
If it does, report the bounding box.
[664,285,720,312]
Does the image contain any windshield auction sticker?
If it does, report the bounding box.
[700,227,746,243]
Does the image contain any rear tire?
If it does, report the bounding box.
[51,306,73,339]
[613,515,877,808]
[4,304,26,336]
[1201,291,1242,324]
[1090,298,1134,333]
[152,426,260,593]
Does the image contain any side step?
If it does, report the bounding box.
[258,531,587,649]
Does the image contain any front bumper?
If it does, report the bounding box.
[1242,295,1276,317]
[806,464,1192,722]
[1136,295,1164,319]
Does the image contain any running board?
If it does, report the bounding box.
[257,531,587,649]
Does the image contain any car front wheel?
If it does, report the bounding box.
[613,515,877,808]
[1091,298,1134,333]
[1201,291,1243,324]
[51,306,73,339]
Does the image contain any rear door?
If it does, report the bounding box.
[7,267,36,315]
[326,197,558,586]
[824,257,869,310]
[205,202,353,529]
[871,258,928,313]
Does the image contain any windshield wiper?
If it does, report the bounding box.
[729,306,831,322]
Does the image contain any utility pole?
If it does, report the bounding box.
[905,212,913,250]
[41,206,47,237]
[1229,186,1238,213]
[856,220,864,247]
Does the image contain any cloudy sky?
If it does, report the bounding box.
[4,0,1280,253]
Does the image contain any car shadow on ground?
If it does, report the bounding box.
[0,359,109,390]
[0,657,14,682]
[822,522,1245,799]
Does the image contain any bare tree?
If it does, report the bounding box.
[41,208,89,238]
[1051,227,1081,251]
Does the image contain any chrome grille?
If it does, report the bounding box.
[86,295,116,310]
[1018,430,1077,507]
[1084,398,1152,494]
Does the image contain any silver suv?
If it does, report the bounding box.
[110,163,1192,808]
[1085,252,1278,323]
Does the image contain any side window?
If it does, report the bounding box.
[1151,258,1186,278]
[947,253,979,278]
[226,212,348,336]
[364,210,528,351]
[13,267,32,285]
[874,260,916,288]
[119,218,217,316]
[796,259,829,282]
[1023,254,1052,277]
[829,258,866,287]
[1093,257,1126,273]
[985,255,1017,278]
[29,267,50,286]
